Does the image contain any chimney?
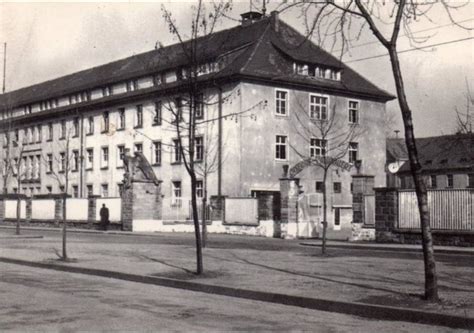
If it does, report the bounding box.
[240,11,263,26]
[270,11,279,32]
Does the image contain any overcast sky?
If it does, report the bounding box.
[0,1,472,138]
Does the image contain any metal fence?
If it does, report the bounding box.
[398,189,474,230]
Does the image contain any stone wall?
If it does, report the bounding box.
[374,188,399,242]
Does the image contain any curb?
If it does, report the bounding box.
[300,242,474,255]
[0,256,472,330]
[0,235,43,239]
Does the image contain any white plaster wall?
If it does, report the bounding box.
[65,198,88,220]
[225,198,258,224]
[132,219,276,237]
[96,198,121,221]
[5,200,26,219]
[31,199,55,220]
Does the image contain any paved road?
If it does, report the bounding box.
[0,263,459,332]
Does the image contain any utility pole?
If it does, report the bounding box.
[2,42,6,94]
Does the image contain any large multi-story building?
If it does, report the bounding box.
[0,11,393,228]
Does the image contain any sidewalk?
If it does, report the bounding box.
[2,225,473,254]
[300,239,474,255]
[0,227,472,329]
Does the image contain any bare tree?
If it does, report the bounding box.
[42,127,75,261]
[290,101,362,254]
[284,0,472,301]
[161,0,231,274]
[455,78,473,134]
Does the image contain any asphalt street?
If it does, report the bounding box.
[0,262,461,332]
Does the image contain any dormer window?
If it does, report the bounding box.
[294,62,341,81]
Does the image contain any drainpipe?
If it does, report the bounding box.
[217,86,223,197]
[79,112,84,198]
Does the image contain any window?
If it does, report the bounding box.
[101,147,109,169]
[14,129,19,143]
[47,123,53,141]
[101,184,109,198]
[86,116,94,135]
[72,150,79,172]
[135,105,143,128]
[3,132,9,147]
[86,148,94,170]
[348,100,359,124]
[172,139,182,164]
[195,94,204,119]
[153,101,162,126]
[29,127,35,144]
[117,145,125,168]
[316,181,324,193]
[59,152,66,172]
[348,142,358,163]
[195,137,204,161]
[117,183,124,197]
[334,207,341,227]
[309,95,328,120]
[134,143,143,153]
[59,185,65,193]
[102,86,111,97]
[102,111,109,133]
[275,135,287,161]
[429,175,437,189]
[152,141,161,165]
[72,185,79,198]
[60,120,66,139]
[46,154,53,173]
[87,185,93,197]
[447,174,453,188]
[310,138,327,157]
[468,174,474,188]
[275,90,288,116]
[36,125,42,143]
[196,180,203,198]
[118,108,125,129]
[153,73,162,86]
[127,80,138,92]
[333,182,342,193]
[173,98,183,123]
[171,181,182,207]
[46,186,52,194]
[73,117,80,137]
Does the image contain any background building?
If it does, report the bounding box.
[0,11,393,231]
[390,134,474,189]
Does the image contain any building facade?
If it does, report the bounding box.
[389,134,474,190]
[0,11,393,230]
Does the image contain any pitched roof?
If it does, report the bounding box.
[0,13,394,111]
[396,133,474,173]
[386,138,408,162]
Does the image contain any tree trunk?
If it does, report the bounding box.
[388,48,438,301]
[190,176,203,274]
[201,196,207,248]
[321,170,328,254]
[62,194,67,260]
[15,197,21,235]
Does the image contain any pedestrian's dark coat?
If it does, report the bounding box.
[100,205,110,229]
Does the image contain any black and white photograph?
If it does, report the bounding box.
[0,0,472,331]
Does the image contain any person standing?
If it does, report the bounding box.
[99,204,110,231]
